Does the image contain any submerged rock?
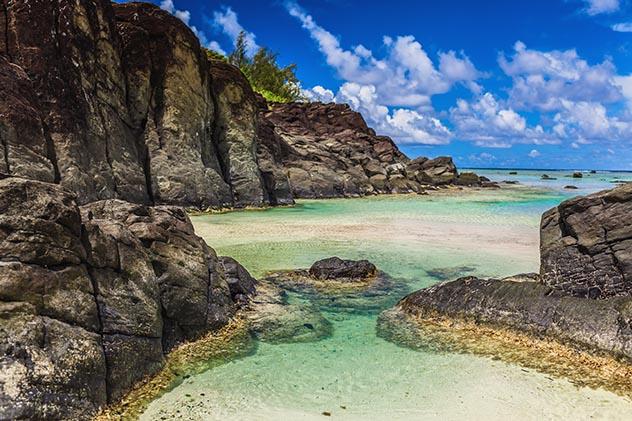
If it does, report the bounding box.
[265,258,407,312]
[426,266,477,281]
[246,282,332,343]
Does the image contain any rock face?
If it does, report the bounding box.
[540,183,632,298]
[0,178,248,419]
[259,102,487,198]
[1,0,486,209]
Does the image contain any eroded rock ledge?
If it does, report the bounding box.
[378,184,632,393]
[0,178,252,419]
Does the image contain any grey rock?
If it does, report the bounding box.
[540,183,632,298]
[309,257,377,280]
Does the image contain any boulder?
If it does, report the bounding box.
[540,183,632,298]
[246,282,332,343]
[309,257,377,280]
[572,172,583,178]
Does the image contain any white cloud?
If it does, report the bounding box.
[302,85,335,103]
[612,22,632,32]
[499,41,622,111]
[335,83,452,145]
[468,152,497,163]
[614,75,632,109]
[449,93,556,148]
[583,0,620,15]
[207,41,226,56]
[528,149,541,158]
[286,2,482,110]
[212,7,260,56]
[159,0,221,52]
[553,100,632,140]
[286,1,483,145]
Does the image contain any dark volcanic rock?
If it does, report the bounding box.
[309,257,377,280]
[265,258,407,312]
[1,1,482,208]
[209,59,267,207]
[379,275,632,361]
[540,183,632,298]
[258,103,485,198]
[115,3,232,208]
[219,256,257,302]
[379,182,632,372]
[0,178,247,419]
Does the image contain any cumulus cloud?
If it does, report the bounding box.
[302,85,335,103]
[499,41,622,111]
[468,152,497,163]
[528,149,541,158]
[335,83,452,144]
[286,1,482,144]
[286,2,482,110]
[553,100,632,141]
[159,0,222,52]
[449,93,556,148]
[582,0,620,15]
[212,7,259,56]
[612,22,632,32]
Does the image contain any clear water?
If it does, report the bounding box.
[141,170,632,420]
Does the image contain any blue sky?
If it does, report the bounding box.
[126,0,632,170]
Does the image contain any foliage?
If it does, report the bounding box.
[228,31,302,103]
[205,48,227,62]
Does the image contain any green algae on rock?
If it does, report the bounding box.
[264,257,410,312]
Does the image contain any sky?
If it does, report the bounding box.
[120,0,632,170]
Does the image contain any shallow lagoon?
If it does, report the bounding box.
[141,171,632,420]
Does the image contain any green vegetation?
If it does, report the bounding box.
[227,31,302,103]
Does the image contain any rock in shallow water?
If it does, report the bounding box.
[246,282,333,343]
[265,258,408,312]
[309,257,377,280]
[540,183,632,298]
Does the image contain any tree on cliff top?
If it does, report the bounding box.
[228,31,302,103]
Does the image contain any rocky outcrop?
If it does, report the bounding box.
[258,102,488,198]
[0,178,247,419]
[379,183,632,376]
[0,0,487,210]
[308,257,377,280]
[379,275,632,360]
[540,183,632,298]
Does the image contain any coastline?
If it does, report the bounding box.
[377,309,632,399]
[94,317,254,420]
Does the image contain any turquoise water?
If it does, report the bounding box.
[141,171,632,420]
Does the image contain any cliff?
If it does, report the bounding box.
[0,1,486,211]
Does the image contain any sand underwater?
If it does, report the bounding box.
[139,170,632,420]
